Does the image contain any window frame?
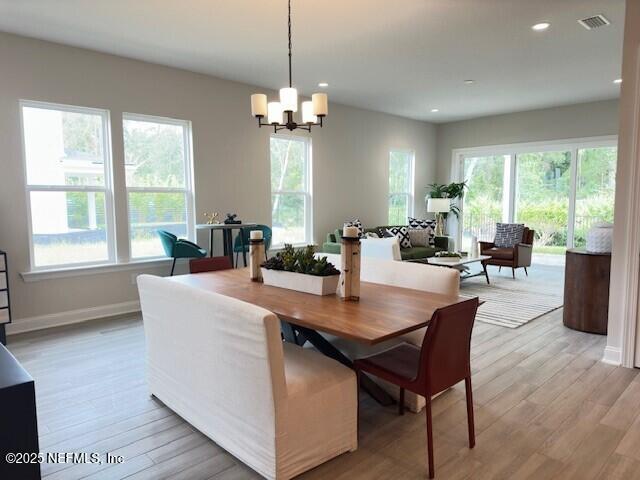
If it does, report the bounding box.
[122,112,196,260]
[451,135,618,250]
[19,99,117,271]
[388,148,415,225]
[269,133,313,248]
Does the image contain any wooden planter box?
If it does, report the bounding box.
[261,269,340,296]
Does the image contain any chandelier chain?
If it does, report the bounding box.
[288,0,292,87]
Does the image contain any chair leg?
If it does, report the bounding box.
[398,388,405,416]
[425,395,435,479]
[234,252,239,268]
[524,266,528,276]
[512,267,515,279]
[170,258,176,276]
[465,377,475,449]
[498,266,501,272]
[355,369,361,442]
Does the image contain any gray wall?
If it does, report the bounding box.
[0,32,436,327]
[435,99,619,182]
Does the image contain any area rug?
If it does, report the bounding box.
[460,265,564,328]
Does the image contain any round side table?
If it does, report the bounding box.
[563,248,611,335]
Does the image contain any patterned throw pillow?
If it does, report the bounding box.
[407,217,436,246]
[408,228,430,247]
[343,219,365,238]
[494,223,525,248]
[385,226,412,249]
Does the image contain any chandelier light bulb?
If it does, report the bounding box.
[302,101,317,124]
[250,94,268,117]
[311,93,328,116]
[267,102,284,125]
[279,87,298,112]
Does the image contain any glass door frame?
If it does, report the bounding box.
[450,135,618,251]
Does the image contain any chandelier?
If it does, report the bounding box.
[250,0,328,132]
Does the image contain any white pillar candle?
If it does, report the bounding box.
[279,87,298,112]
[302,101,317,124]
[267,102,283,124]
[312,93,328,116]
[343,225,359,238]
[250,94,268,117]
[250,230,263,240]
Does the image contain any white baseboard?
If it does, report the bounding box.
[5,300,141,336]
[601,346,622,366]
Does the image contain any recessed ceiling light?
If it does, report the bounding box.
[430,108,439,113]
[464,80,475,85]
[318,82,329,88]
[613,78,622,84]
[532,22,551,31]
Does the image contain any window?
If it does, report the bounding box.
[388,149,414,224]
[270,135,312,246]
[456,137,617,263]
[123,114,195,259]
[20,101,115,269]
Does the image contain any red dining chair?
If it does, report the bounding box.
[354,297,479,479]
[189,256,233,274]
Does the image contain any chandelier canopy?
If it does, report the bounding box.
[250,0,327,132]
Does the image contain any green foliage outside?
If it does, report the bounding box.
[463,148,616,252]
[271,137,307,243]
[388,150,412,224]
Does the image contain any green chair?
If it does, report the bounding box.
[233,225,272,267]
[157,230,207,276]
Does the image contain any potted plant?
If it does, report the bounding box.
[426,181,467,218]
[261,245,341,295]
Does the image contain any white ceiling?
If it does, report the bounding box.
[0,0,625,123]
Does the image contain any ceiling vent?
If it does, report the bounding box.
[578,14,610,30]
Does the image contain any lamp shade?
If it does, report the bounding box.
[279,87,298,112]
[312,93,328,116]
[302,101,317,124]
[250,94,268,117]
[267,102,283,124]
[427,198,450,213]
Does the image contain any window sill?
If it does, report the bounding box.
[20,258,172,283]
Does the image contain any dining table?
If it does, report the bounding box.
[170,268,471,405]
[196,223,258,266]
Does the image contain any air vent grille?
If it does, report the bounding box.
[578,15,610,30]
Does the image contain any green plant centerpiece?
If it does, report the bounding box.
[261,244,339,276]
[261,245,341,295]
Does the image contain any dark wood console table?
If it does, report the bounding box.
[0,343,41,479]
[563,248,611,334]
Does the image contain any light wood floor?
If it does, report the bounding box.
[7,308,640,480]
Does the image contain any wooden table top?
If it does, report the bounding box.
[170,268,470,345]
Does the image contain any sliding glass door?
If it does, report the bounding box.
[461,155,508,251]
[573,147,617,248]
[458,138,617,264]
[515,151,571,257]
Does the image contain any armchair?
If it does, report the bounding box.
[157,230,208,276]
[479,226,534,278]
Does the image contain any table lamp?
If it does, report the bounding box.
[427,198,450,237]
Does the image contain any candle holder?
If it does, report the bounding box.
[250,238,265,282]
[339,236,361,301]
